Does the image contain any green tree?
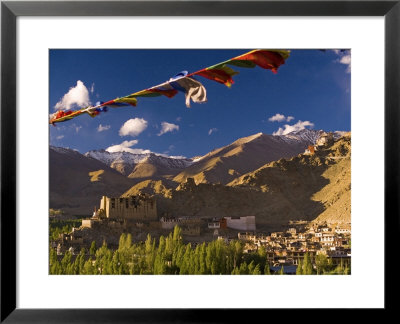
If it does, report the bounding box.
[252,264,261,275]
[257,246,267,270]
[331,259,349,275]
[248,261,256,274]
[193,245,201,274]
[205,242,216,273]
[173,225,183,245]
[89,241,97,256]
[71,249,84,274]
[315,253,329,275]
[239,261,248,274]
[125,233,132,250]
[264,262,271,275]
[303,252,314,275]
[118,233,127,250]
[179,244,192,274]
[60,251,72,274]
[49,248,62,275]
[112,250,126,274]
[144,234,156,273]
[95,241,113,274]
[82,257,95,274]
[198,243,207,274]
[78,248,86,273]
[232,241,243,270]
[296,259,303,275]
[153,254,167,274]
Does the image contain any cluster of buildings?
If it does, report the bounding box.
[51,192,351,273]
[52,193,258,254]
[83,193,256,234]
[228,221,351,269]
[160,215,255,233]
[304,132,334,155]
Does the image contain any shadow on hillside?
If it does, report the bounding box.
[151,153,339,230]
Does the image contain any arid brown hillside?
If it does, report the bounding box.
[127,154,191,181]
[124,135,351,228]
[173,132,313,185]
[49,147,134,216]
[229,134,351,225]
[309,136,351,224]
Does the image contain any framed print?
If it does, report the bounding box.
[1,0,399,322]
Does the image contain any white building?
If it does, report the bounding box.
[335,228,351,234]
[208,221,220,229]
[321,233,335,246]
[224,216,256,231]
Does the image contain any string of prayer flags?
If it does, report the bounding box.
[50,49,290,125]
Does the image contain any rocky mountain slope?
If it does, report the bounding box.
[84,150,193,180]
[121,134,351,228]
[84,150,147,176]
[50,130,350,225]
[50,146,134,216]
[228,133,351,225]
[173,130,326,185]
[84,129,341,186]
[127,153,193,180]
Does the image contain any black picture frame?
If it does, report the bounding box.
[1,0,398,322]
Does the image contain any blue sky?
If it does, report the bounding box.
[49,49,350,158]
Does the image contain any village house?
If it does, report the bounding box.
[298,232,310,240]
[320,233,336,246]
[335,228,351,235]
[304,145,316,155]
[224,216,256,231]
[316,132,334,147]
[208,221,220,229]
[271,232,284,239]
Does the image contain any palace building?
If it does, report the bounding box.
[94,194,157,221]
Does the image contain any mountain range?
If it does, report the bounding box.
[84,129,340,184]
[50,129,350,226]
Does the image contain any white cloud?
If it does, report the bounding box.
[56,135,64,140]
[97,124,111,132]
[273,120,314,135]
[208,128,218,135]
[268,113,295,122]
[54,80,90,111]
[168,155,187,159]
[332,50,351,73]
[90,83,95,94]
[119,118,148,137]
[268,113,286,122]
[340,54,351,73]
[106,140,151,154]
[75,126,82,133]
[158,122,179,136]
[340,55,351,65]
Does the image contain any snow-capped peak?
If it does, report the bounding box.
[84,149,194,170]
[285,129,323,143]
[50,145,81,156]
[84,150,150,166]
[277,129,349,145]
